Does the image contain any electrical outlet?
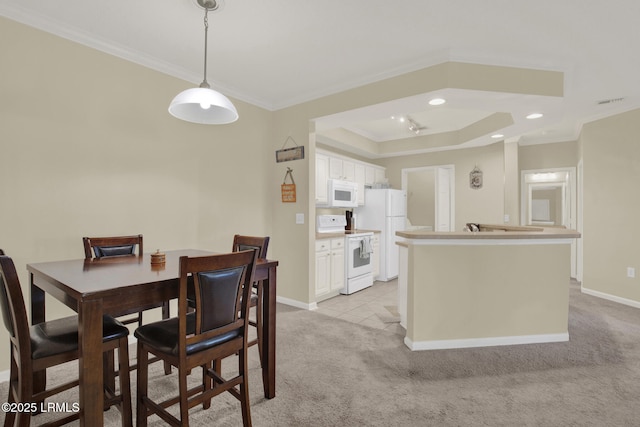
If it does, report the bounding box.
[627,267,635,278]
[296,213,304,224]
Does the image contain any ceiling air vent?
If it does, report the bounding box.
[597,97,625,105]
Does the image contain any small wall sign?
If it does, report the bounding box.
[281,168,296,203]
[275,136,304,162]
[470,166,483,189]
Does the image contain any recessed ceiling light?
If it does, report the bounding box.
[526,113,543,119]
[429,98,446,106]
[491,134,504,139]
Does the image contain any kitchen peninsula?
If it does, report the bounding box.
[396,225,580,351]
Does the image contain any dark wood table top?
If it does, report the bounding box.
[28,249,277,300]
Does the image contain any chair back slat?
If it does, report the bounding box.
[83,235,143,259]
[232,235,269,259]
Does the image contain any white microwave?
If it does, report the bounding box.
[327,179,358,207]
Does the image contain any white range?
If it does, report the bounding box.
[316,215,374,295]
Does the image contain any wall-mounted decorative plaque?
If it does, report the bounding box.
[281,167,296,202]
[276,136,304,162]
[470,166,483,189]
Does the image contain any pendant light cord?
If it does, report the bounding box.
[200,8,210,89]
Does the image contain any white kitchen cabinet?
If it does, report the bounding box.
[365,166,376,186]
[330,238,345,292]
[342,160,355,181]
[328,157,343,180]
[315,239,331,296]
[316,154,329,205]
[371,233,380,280]
[315,238,345,297]
[365,165,386,187]
[329,157,355,181]
[316,150,386,206]
[354,164,365,205]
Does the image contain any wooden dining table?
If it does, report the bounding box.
[27,249,278,427]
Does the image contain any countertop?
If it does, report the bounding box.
[316,229,380,239]
[396,224,580,240]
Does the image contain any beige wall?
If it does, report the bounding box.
[407,169,435,227]
[381,143,507,231]
[0,18,274,371]
[519,140,579,171]
[581,108,640,300]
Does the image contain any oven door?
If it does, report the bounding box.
[347,236,373,278]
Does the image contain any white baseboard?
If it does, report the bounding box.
[276,295,318,311]
[581,286,640,309]
[405,332,569,351]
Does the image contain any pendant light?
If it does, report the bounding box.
[168,0,238,125]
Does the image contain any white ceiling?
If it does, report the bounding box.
[2,0,640,156]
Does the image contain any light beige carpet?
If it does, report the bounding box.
[2,281,640,426]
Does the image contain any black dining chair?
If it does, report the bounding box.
[135,250,257,427]
[0,252,133,427]
[83,234,172,375]
[232,235,270,363]
[83,235,150,327]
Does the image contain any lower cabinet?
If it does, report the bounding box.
[315,238,345,298]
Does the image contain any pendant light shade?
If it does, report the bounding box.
[169,0,238,125]
[169,87,238,124]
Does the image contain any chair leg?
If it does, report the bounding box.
[103,349,116,394]
[117,337,133,427]
[136,342,149,427]
[4,387,17,427]
[256,282,264,366]
[161,301,172,375]
[239,349,252,427]
[202,361,212,410]
[178,366,190,427]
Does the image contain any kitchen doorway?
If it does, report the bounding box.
[521,167,577,278]
[401,165,455,231]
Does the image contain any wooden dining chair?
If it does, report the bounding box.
[0,253,133,427]
[83,234,167,328]
[135,250,257,427]
[84,234,172,375]
[232,235,270,363]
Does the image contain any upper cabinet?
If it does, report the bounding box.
[316,150,385,207]
[316,153,329,205]
[328,157,355,181]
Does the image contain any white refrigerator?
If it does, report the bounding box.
[356,188,406,281]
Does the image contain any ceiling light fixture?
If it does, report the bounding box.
[168,0,238,125]
[526,113,543,120]
[491,134,504,139]
[428,98,446,106]
[406,116,427,135]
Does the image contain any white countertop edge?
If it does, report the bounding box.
[397,238,576,246]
